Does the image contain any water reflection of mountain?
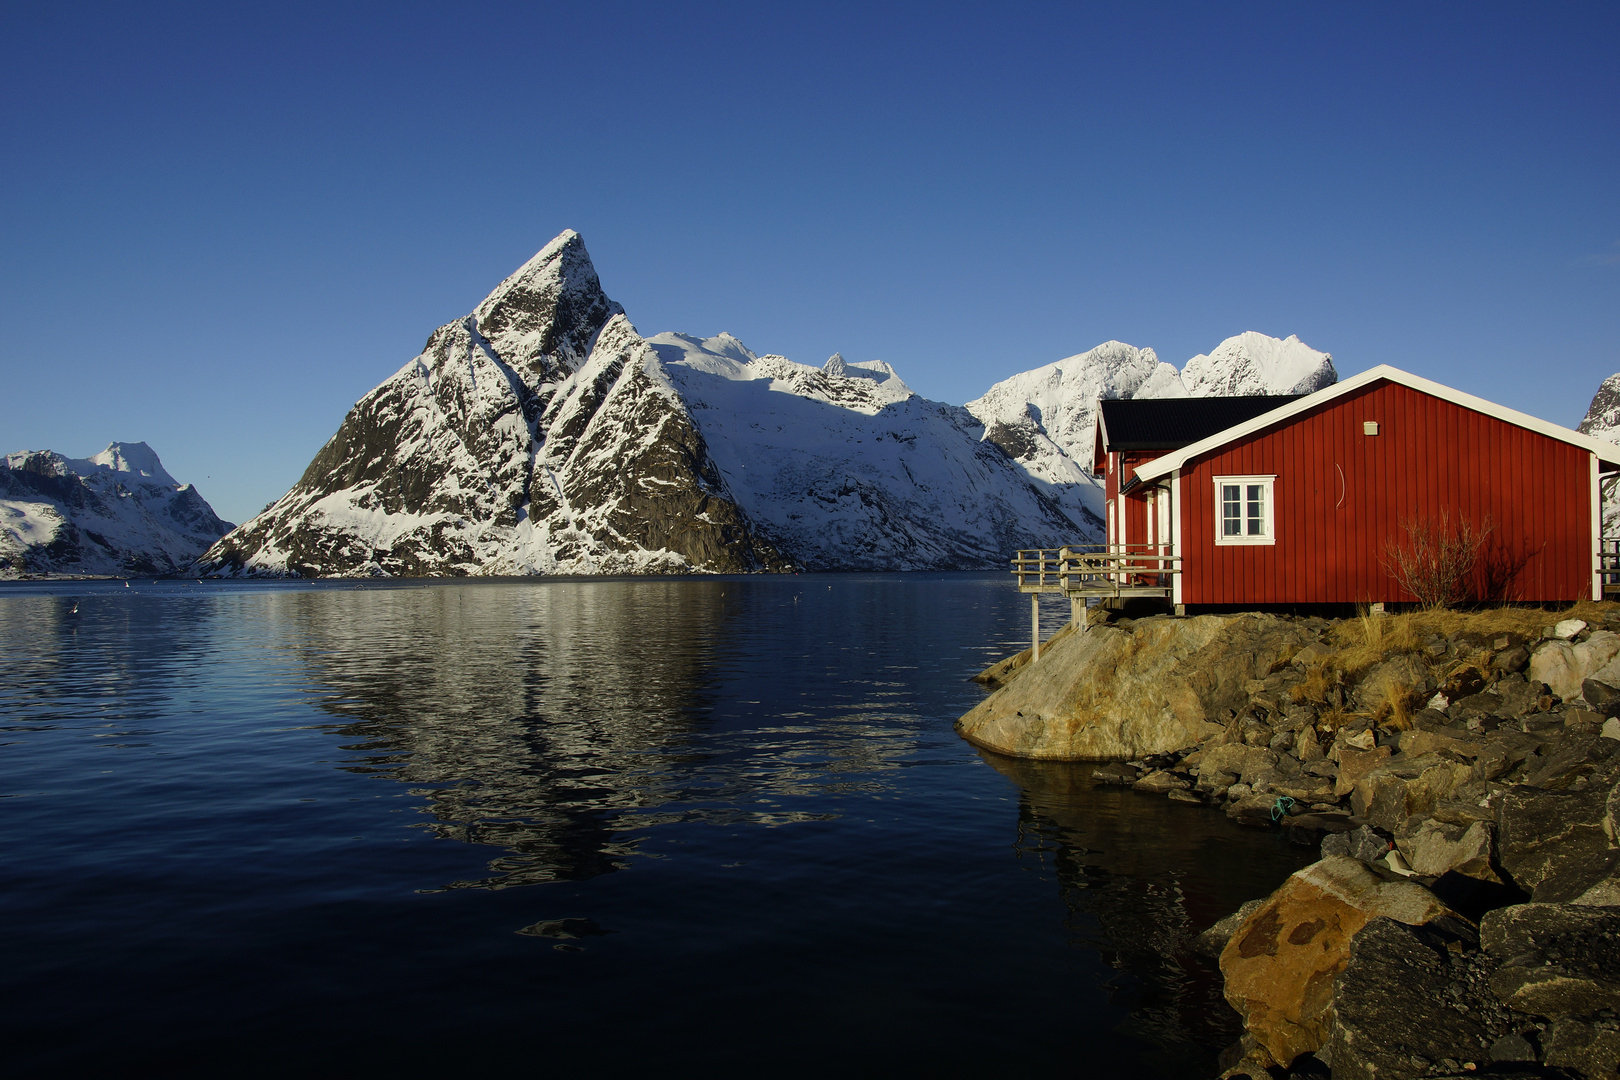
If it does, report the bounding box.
[979,749,1315,1072]
[276,581,919,890]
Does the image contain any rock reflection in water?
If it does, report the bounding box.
[275,580,921,889]
[979,748,1316,1069]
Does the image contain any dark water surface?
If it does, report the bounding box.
[0,574,1313,1076]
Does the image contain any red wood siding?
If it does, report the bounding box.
[1179,380,1593,604]
[1119,451,1158,546]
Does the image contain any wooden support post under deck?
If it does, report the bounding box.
[1071,596,1083,631]
[1031,593,1040,662]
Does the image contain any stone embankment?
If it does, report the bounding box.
[961,603,1620,1079]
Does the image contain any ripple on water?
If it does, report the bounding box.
[0,574,1314,1075]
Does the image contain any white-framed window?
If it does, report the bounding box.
[1213,475,1276,545]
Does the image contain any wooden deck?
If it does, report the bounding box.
[1011,545,1181,660]
[1602,539,1620,598]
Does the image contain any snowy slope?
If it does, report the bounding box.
[1181,332,1337,397]
[964,342,1181,534]
[0,442,232,577]
[965,332,1336,534]
[649,333,1082,569]
[1580,373,1620,535]
[201,232,1082,577]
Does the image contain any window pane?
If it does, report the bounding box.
[1246,484,1265,536]
[1221,485,1241,536]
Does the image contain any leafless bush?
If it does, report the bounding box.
[1381,510,1494,609]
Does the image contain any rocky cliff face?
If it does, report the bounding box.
[203,233,785,577]
[201,231,1080,577]
[0,442,232,577]
[965,332,1337,538]
[1580,373,1620,536]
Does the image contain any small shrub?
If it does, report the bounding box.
[1382,510,1494,609]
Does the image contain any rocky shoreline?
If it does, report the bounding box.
[965,603,1620,1079]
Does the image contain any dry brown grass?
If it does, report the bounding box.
[1290,662,1335,705]
[1257,605,1613,738]
[1315,703,1353,734]
[1272,601,1619,735]
[1376,681,1420,731]
[1411,600,1608,643]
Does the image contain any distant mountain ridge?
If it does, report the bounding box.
[196,229,1341,578]
[0,442,232,577]
[964,333,1337,535]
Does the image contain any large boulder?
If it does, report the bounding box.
[1350,754,1474,833]
[1496,784,1620,901]
[1198,743,1280,787]
[1219,855,1462,1067]
[1481,902,1620,1016]
[1335,746,1393,798]
[1324,917,1508,1080]
[1352,654,1431,714]
[956,613,1315,760]
[1530,630,1620,702]
[1396,819,1501,882]
[1544,1017,1620,1080]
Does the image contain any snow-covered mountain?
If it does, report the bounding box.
[1,442,233,577]
[648,333,1082,569]
[1181,331,1337,397]
[965,332,1336,530]
[1579,373,1620,535]
[200,231,1078,577]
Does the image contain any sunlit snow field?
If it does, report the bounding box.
[0,573,1312,1076]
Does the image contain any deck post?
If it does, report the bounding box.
[1031,593,1040,662]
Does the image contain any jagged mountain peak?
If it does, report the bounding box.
[467,229,625,380]
[67,441,177,485]
[1181,331,1335,397]
[1581,372,1620,536]
[1579,372,1620,441]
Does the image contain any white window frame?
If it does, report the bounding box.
[1213,475,1276,546]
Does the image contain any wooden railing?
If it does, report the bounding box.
[1601,538,1620,594]
[1011,544,1182,661]
[1011,544,1181,596]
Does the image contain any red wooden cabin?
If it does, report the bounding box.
[1091,365,1620,608]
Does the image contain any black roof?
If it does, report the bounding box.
[1098,395,1304,451]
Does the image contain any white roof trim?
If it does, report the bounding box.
[1093,405,1111,467]
[1133,364,1620,483]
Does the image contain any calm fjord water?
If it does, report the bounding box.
[1,574,1312,1076]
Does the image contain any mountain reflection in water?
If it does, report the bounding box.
[0,576,1314,1076]
[281,580,930,889]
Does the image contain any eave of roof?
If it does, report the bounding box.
[1133,364,1620,484]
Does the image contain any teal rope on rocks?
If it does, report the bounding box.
[1271,795,1296,823]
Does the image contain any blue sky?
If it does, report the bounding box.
[3,2,1617,525]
